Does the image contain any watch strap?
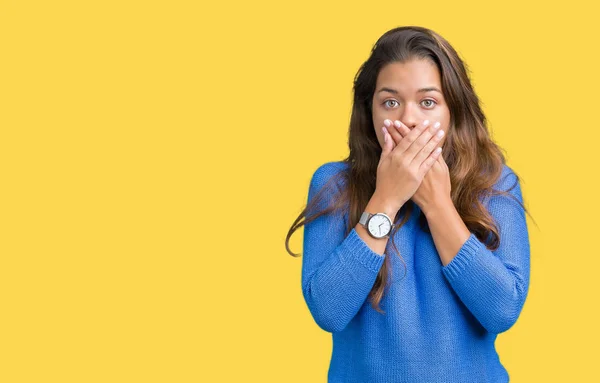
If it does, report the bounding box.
[359,211,372,226]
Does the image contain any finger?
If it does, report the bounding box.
[381,126,394,157]
[437,152,447,169]
[406,120,443,165]
[384,119,402,146]
[393,120,411,138]
[418,146,442,176]
[391,119,433,158]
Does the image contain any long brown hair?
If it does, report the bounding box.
[285,25,536,314]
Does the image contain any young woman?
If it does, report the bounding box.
[285,26,532,383]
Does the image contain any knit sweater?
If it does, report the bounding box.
[301,161,530,383]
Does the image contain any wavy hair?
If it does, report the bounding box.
[285,25,535,314]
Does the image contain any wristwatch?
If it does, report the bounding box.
[359,211,394,239]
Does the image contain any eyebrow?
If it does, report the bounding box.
[376,86,442,95]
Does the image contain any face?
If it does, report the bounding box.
[371,59,451,149]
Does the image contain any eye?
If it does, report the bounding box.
[421,99,437,108]
[383,100,398,108]
[383,99,437,109]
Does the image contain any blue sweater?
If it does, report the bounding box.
[301,161,530,383]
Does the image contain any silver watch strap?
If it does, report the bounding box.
[359,211,372,226]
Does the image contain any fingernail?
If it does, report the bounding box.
[394,120,402,128]
[434,121,441,129]
[423,120,430,126]
[384,119,391,127]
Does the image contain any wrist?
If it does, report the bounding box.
[368,192,403,218]
[422,196,453,217]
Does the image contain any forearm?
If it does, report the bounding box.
[422,193,531,334]
[303,225,387,333]
[422,198,471,267]
[303,163,389,333]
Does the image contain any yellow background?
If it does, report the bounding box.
[1,0,598,382]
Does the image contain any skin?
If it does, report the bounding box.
[371,59,450,150]
[365,58,471,266]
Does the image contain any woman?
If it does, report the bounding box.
[285,26,532,383]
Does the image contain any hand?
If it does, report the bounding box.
[387,119,452,215]
[375,118,444,213]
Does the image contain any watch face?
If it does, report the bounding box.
[367,213,392,238]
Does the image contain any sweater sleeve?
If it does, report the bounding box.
[301,162,385,333]
[441,165,531,334]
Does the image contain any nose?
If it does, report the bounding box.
[399,103,421,130]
